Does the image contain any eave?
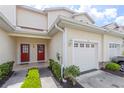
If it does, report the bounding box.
[0,11,15,32]
[48,15,124,38]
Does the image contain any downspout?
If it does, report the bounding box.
[55,24,64,32]
[54,24,66,82]
[101,34,104,68]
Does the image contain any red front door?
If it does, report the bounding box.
[21,44,30,62]
[37,44,45,61]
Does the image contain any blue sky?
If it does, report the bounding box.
[89,5,124,26]
[30,5,124,26]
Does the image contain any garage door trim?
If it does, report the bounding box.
[72,39,99,72]
[108,42,121,59]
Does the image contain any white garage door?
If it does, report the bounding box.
[73,41,98,72]
[109,43,120,59]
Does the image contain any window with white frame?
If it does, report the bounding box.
[109,43,120,59]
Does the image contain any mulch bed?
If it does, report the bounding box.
[59,80,83,88]
[48,68,83,88]
[0,71,14,87]
[101,68,124,77]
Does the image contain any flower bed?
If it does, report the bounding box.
[101,62,124,77]
[49,59,82,88]
[21,67,42,88]
[0,61,14,87]
[101,68,124,77]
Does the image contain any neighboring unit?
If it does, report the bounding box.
[0,5,124,72]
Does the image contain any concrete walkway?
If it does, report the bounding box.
[76,70,124,88]
[39,68,62,88]
[2,68,60,88]
[41,77,57,88]
[13,62,48,71]
[2,70,27,88]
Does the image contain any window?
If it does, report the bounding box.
[91,44,94,48]
[109,44,112,48]
[86,44,90,48]
[80,43,84,47]
[109,43,120,48]
[112,44,115,48]
[74,42,78,47]
[22,45,29,53]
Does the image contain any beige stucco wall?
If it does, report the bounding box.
[17,7,47,30]
[16,37,49,64]
[66,27,124,66]
[0,28,16,65]
[103,34,123,61]
[48,31,63,62]
[0,5,16,26]
[48,10,72,28]
[66,27,102,66]
[74,15,92,24]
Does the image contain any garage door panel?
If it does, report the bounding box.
[109,43,120,59]
[73,41,98,72]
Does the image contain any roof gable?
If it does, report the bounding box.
[102,22,119,29]
[17,5,46,15]
[43,7,76,14]
[72,13,95,24]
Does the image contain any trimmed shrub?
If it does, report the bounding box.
[49,59,55,69]
[0,61,14,80]
[105,62,120,71]
[64,65,80,78]
[49,59,62,80]
[64,65,80,85]
[21,68,41,88]
[52,62,61,80]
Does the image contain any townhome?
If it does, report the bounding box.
[0,5,124,72]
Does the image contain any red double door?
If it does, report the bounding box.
[37,44,45,61]
[21,44,45,62]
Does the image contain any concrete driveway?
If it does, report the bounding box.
[76,70,124,88]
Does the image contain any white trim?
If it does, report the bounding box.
[72,13,95,24]
[44,7,76,14]
[63,28,67,67]
[55,24,64,32]
[101,34,104,62]
[17,43,47,64]
[108,41,122,45]
[108,42,122,59]
[17,5,46,15]
[72,39,100,44]
[49,15,124,38]
[72,40,75,66]
[72,39,100,70]
[0,11,15,32]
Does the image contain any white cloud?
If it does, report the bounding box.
[74,5,92,12]
[74,5,105,19]
[104,8,117,18]
[75,5,117,21]
[29,5,117,20]
[28,5,76,10]
[90,8,105,19]
[90,8,117,20]
[115,16,124,26]
[28,5,119,26]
